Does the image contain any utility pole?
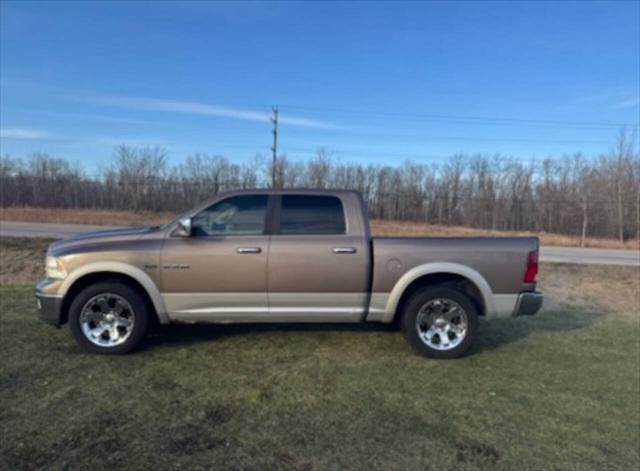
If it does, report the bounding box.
[271,106,279,188]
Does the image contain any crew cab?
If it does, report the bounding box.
[35,189,543,358]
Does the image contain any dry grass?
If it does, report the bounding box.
[0,206,173,227]
[2,206,638,249]
[0,237,49,285]
[371,220,639,250]
[538,263,640,318]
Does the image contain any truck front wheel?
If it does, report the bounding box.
[401,286,478,359]
[68,282,150,354]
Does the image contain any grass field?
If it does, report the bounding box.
[2,205,638,249]
[0,237,639,469]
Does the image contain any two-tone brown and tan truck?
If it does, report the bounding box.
[36,189,542,358]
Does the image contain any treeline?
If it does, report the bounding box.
[1,131,639,242]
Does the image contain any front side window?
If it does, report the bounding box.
[279,195,346,235]
[191,194,268,236]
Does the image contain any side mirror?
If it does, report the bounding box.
[175,217,192,237]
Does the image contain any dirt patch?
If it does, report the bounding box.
[202,404,232,426]
[164,403,233,455]
[0,371,22,391]
[259,388,274,402]
[455,441,500,465]
[1,411,129,470]
[57,412,127,449]
[167,423,227,455]
[274,451,313,471]
[2,443,59,471]
[149,377,182,392]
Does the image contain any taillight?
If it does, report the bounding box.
[524,250,538,283]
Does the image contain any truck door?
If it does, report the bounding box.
[267,194,370,321]
[161,194,270,321]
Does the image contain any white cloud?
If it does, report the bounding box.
[0,128,55,140]
[31,109,152,126]
[90,94,337,129]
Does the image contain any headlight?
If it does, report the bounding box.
[45,256,67,279]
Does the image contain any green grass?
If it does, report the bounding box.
[1,286,638,470]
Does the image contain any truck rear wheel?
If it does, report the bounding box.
[401,286,478,359]
[68,282,150,354]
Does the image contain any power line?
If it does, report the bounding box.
[283,134,613,145]
[280,146,578,163]
[275,103,640,130]
[124,98,636,130]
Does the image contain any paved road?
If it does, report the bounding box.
[1,220,638,266]
[539,246,638,266]
[0,221,128,239]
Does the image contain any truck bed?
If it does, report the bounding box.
[367,236,539,320]
[372,236,538,294]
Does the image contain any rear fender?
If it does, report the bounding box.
[379,262,496,323]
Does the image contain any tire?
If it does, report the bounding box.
[401,285,478,359]
[68,281,150,354]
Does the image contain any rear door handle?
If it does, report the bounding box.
[332,247,357,254]
[236,247,262,254]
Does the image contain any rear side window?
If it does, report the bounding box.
[192,194,268,236]
[279,195,346,235]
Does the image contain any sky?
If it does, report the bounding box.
[1,0,639,171]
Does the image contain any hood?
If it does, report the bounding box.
[48,226,158,255]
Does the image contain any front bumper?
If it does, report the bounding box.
[35,278,64,327]
[36,293,64,327]
[513,291,544,316]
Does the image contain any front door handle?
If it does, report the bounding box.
[236,247,262,254]
[332,247,357,254]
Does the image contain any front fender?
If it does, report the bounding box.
[59,262,169,323]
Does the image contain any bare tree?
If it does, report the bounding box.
[612,129,634,242]
[2,130,639,243]
[306,149,333,189]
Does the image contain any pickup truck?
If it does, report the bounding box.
[36,189,543,358]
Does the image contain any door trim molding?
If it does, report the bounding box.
[163,292,367,322]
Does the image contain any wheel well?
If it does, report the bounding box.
[60,272,159,326]
[392,273,486,326]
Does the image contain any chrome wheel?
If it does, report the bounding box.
[415,298,468,351]
[79,293,135,347]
